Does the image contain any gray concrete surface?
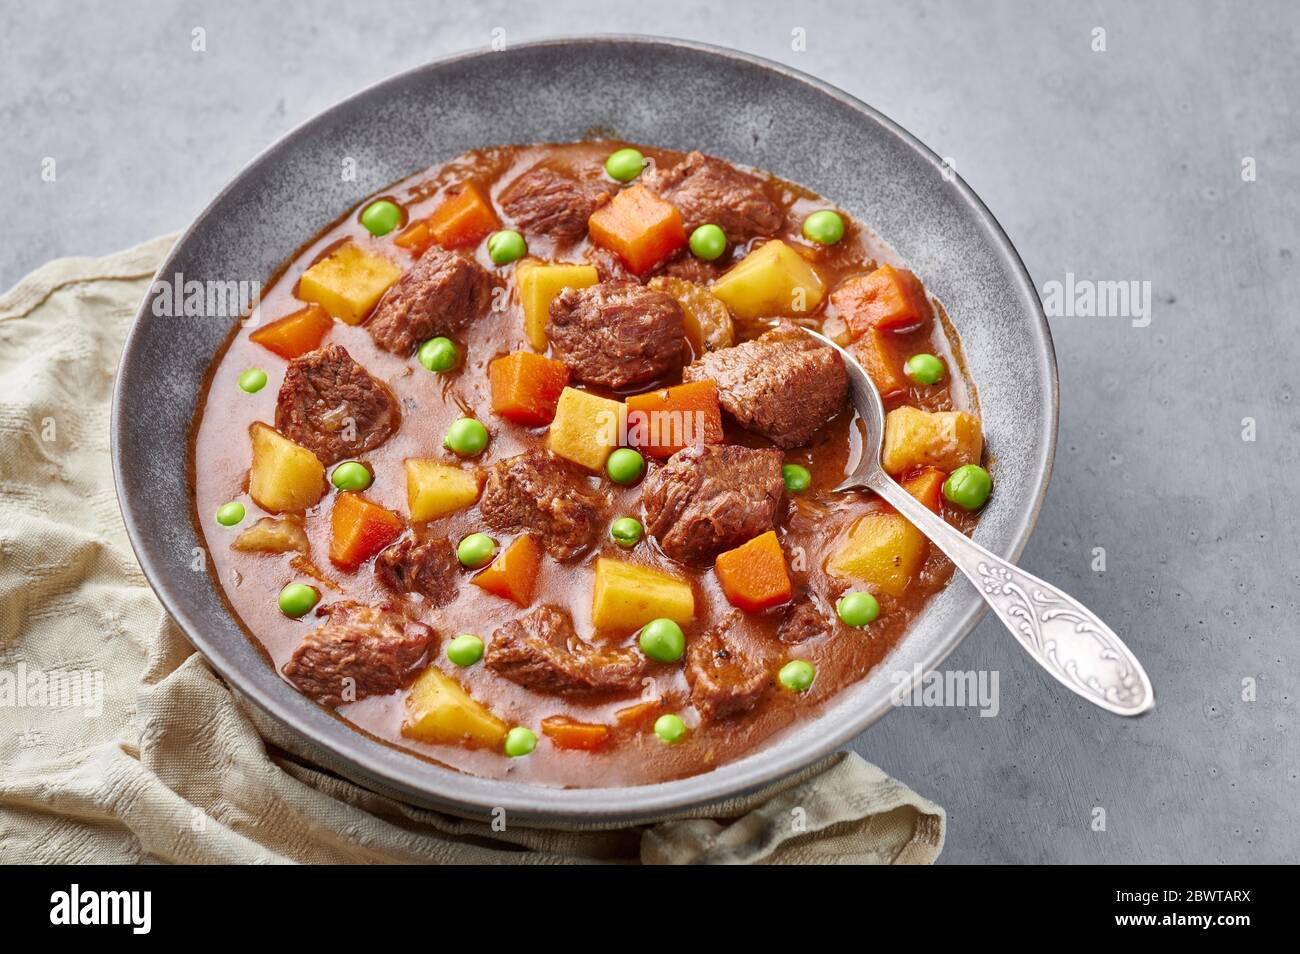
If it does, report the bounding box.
[2,0,1295,863]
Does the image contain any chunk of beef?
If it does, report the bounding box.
[479,450,610,560]
[274,344,399,465]
[499,164,613,240]
[375,535,457,606]
[686,610,769,720]
[282,601,435,707]
[547,281,685,389]
[486,604,646,697]
[660,252,724,286]
[641,443,784,566]
[779,593,831,644]
[683,325,848,448]
[649,150,783,243]
[367,246,495,355]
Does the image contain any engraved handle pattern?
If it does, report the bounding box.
[866,472,1154,716]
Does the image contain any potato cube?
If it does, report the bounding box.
[402,667,508,749]
[516,260,599,351]
[826,511,928,597]
[297,242,401,325]
[881,406,983,476]
[591,557,695,632]
[710,240,825,320]
[547,387,625,472]
[404,459,483,522]
[647,275,735,353]
[248,422,326,513]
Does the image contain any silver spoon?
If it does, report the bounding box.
[803,328,1154,716]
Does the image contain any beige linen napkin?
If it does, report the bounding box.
[0,237,945,865]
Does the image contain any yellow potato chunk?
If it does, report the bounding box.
[547,387,625,472]
[404,459,483,522]
[591,557,695,632]
[709,240,825,320]
[232,516,309,555]
[516,259,599,351]
[826,511,928,597]
[647,275,734,353]
[881,406,983,477]
[248,422,326,513]
[297,241,401,325]
[402,667,508,749]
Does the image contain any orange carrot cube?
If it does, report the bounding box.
[488,352,571,426]
[714,530,792,612]
[540,716,611,751]
[393,220,434,256]
[587,184,686,274]
[428,182,500,249]
[833,264,932,337]
[472,533,542,607]
[328,493,404,570]
[850,326,908,396]
[249,304,334,360]
[624,380,724,458]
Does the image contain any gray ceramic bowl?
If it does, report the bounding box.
[112,36,1057,823]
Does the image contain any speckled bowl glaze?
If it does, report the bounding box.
[112,36,1057,823]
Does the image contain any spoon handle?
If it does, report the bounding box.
[864,471,1155,716]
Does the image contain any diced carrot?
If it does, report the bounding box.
[249,304,334,361]
[472,534,542,607]
[328,493,404,570]
[587,184,686,274]
[850,326,908,396]
[832,264,932,337]
[393,220,434,256]
[900,467,946,513]
[714,530,792,613]
[625,380,724,458]
[428,182,500,249]
[541,716,611,751]
[488,352,571,426]
[614,700,660,731]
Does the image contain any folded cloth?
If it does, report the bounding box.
[0,237,946,865]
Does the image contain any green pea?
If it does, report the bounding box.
[654,713,687,745]
[504,726,537,757]
[238,368,267,393]
[331,461,372,492]
[606,448,645,485]
[943,464,992,511]
[447,634,484,667]
[689,224,727,261]
[457,532,496,569]
[836,590,880,627]
[904,353,946,386]
[444,417,489,456]
[778,659,816,692]
[802,209,845,245]
[360,199,402,237]
[609,516,643,548]
[782,463,811,493]
[487,229,527,265]
[278,582,319,619]
[605,147,645,183]
[215,501,245,527]
[639,618,685,663]
[418,336,460,373]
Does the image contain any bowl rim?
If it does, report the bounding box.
[112,34,1058,823]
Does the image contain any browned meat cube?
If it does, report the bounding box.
[366,246,495,355]
[649,150,783,243]
[683,325,848,448]
[486,604,646,697]
[282,601,435,707]
[499,164,614,240]
[778,593,832,643]
[641,443,784,566]
[479,450,611,560]
[274,344,399,465]
[686,610,770,720]
[547,281,685,389]
[374,535,457,606]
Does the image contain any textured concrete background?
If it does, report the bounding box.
[2,0,1296,863]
